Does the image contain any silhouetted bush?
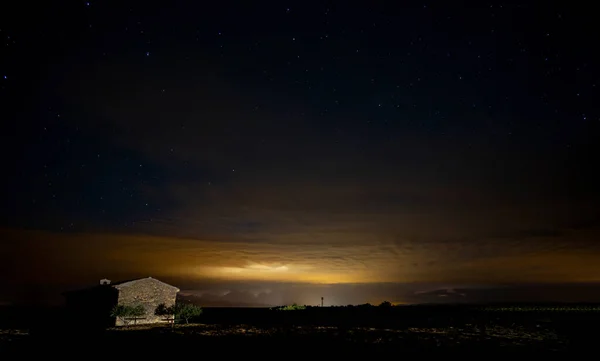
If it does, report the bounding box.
[155,302,203,324]
[111,304,145,325]
[357,303,373,308]
[176,303,203,324]
[270,303,307,311]
[154,303,171,317]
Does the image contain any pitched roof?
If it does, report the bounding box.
[62,277,180,297]
[111,277,180,291]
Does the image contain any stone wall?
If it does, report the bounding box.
[114,278,178,326]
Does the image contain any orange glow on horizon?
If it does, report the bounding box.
[2,228,600,287]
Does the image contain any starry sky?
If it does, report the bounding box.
[1,1,600,306]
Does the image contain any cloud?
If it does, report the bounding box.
[4,56,599,305]
[3,225,600,289]
[56,57,600,218]
[410,284,600,304]
[3,225,600,305]
[178,282,600,307]
[0,228,406,286]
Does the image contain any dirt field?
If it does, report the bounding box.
[1,305,597,356]
[0,322,570,356]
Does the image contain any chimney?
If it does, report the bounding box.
[100,279,111,285]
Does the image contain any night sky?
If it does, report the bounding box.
[1,1,599,306]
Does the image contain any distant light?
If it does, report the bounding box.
[3,75,6,79]
[86,2,90,6]
[146,51,150,56]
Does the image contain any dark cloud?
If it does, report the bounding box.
[411,285,600,304]
[178,282,600,307]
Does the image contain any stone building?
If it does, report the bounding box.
[112,277,179,326]
[63,277,179,327]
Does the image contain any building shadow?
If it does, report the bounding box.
[62,284,119,330]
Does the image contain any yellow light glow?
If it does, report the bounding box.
[3,228,600,287]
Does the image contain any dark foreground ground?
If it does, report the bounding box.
[1,304,599,356]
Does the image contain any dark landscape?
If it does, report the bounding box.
[2,1,600,357]
[2,303,599,355]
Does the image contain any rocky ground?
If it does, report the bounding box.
[1,322,571,356]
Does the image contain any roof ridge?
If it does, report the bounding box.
[111,277,179,291]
